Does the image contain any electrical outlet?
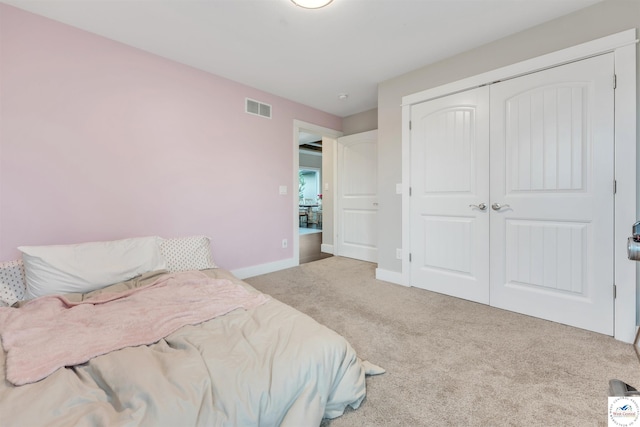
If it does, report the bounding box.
[396,248,402,260]
[282,239,288,249]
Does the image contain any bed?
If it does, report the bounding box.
[0,236,382,426]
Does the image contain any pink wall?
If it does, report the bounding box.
[0,5,342,269]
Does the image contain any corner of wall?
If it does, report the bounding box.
[342,108,378,136]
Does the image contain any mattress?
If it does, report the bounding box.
[0,268,375,426]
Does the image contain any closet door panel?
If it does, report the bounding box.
[490,53,615,335]
[410,86,490,304]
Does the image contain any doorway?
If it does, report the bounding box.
[293,121,342,266]
[299,135,328,263]
[299,166,321,233]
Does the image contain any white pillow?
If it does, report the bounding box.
[159,236,217,272]
[19,236,167,299]
[0,260,26,306]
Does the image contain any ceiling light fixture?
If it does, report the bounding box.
[291,0,333,9]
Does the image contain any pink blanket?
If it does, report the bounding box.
[0,271,269,386]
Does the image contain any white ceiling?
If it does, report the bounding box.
[3,0,602,117]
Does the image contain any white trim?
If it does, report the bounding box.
[402,29,637,342]
[293,120,342,268]
[329,136,338,259]
[401,104,412,289]
[376,268,406,286]
[320,243,334,254]
[231,257,297,280]
[613,41,637,343]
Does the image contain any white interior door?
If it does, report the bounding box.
[409,87,490,304]
[489,53,615,335]
[337,130,378,262]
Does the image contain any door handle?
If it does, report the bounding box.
[469,203,487,211]
[491,203,510,211]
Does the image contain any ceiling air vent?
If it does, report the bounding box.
[245,98,272,119]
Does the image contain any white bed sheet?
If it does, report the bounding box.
[0,269,373,426]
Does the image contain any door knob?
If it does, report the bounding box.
[469,203,487,211]
[491,203,510,211]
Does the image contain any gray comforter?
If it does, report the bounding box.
[0,269,372,426]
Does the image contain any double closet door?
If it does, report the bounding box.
[409,53,615,335]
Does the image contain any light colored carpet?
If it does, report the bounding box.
[245,256,640,427]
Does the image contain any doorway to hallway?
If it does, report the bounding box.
[299,132,328,264]
[292,120,342,267]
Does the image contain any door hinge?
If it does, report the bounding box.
[614,180,617,194]
[409,253,412,262]
[409,187,412,196]
[613,284,617,299]
[409,121,412,130]
[613,74,617,89]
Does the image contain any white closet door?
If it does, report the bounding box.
[410,87,490,304]
[336,130,378,263]
[489,53,615,335]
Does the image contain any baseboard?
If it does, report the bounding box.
[231,258,297,280]
[232,258,405,286]
[320,243,334,254]
[375,268,407,286]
